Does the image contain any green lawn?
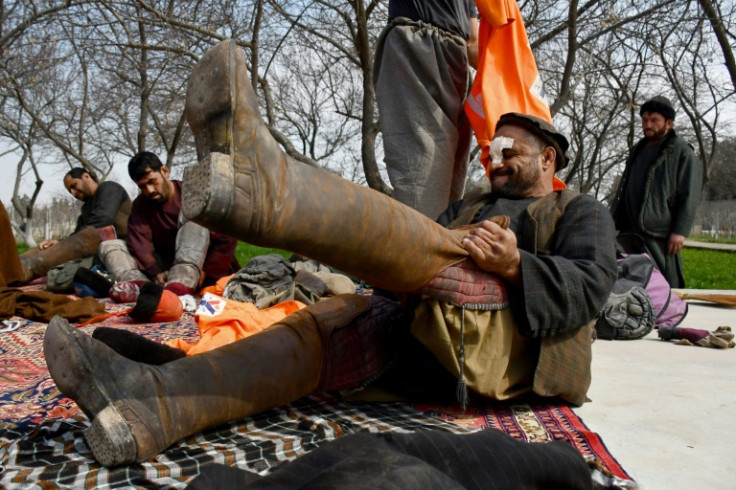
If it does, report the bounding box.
[234,242,289,266]
[682,247,736,289]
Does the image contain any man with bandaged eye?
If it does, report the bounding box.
[44,42,617,469]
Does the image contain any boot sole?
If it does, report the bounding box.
[182,152,235,226]
[84,405,138,467]
[44,317,139,467]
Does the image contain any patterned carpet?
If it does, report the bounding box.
[0,300,638,489]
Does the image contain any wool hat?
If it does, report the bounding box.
[129,282,183,323]
[495,113,570,170]
[640,96,676,120]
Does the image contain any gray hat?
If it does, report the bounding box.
[640,96,676,120]
[495,113,570,170]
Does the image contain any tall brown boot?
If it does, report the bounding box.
[183,40,471,292]
[19,226,101,283]
[43,294,391,467]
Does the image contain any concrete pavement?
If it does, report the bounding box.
[684,240,736,252]
[574,292,736,489]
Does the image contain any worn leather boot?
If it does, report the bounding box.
[165,219,210,291]
[97,239,148,283]
[19,226,101,283]
[44,294,388,467]
[182,40,471,292]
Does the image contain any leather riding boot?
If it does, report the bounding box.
[166,218,210,290]
[19,226,101,283]
[44,294,380,467]
[183,40,471,292]
[97,239,149,283]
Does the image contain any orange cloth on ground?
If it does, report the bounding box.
[466,0,564,190]
[198,274,234,297]
[167,292,305,356]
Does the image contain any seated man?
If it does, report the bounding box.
[18,168,131,284]
[44,40,616,467]
[98,152,239,295]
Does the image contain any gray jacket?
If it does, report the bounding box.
[611,128,703,239]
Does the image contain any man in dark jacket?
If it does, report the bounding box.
[610,96,703,287]
[39,168,131,251]
[17,168,131,284]
[43,41,617,468]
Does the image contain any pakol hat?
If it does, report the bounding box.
[640,96,676,120]
[130,282,183,323]
[495,113,570,170]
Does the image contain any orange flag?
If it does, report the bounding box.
[466,0,559,186]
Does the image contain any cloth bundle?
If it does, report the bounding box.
[658,325,735,349]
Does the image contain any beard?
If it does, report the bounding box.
[644,125,669,141]
[491,162,542,199]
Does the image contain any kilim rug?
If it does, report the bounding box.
[0,301,638,489]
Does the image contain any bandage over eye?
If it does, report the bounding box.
[489,136,514,166]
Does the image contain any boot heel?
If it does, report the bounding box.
[182,152,235,225]
[84,405,138,467]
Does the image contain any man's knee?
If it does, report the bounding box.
[316,295,405,392]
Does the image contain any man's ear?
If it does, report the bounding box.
[160,165,170,178]
[541,147,556,172]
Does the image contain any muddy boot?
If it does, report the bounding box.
[19,226,101,283]
[44,294,398,467]
[165,218,209,294]
[183,40,472,292]
[97,239,149,283]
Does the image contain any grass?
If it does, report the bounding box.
[682,247,736,289]
[16,242,735,290]
[234,242,289,266]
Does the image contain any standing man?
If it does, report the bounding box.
[611,96,703,287]
[18,168,131,284]
[374,0,478,220]
[99,152,238,295]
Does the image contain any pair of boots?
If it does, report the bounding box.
[99,218,210,298]
[44,40,480,467]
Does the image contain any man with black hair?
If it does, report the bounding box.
[17,168,131,284]
[98,152,238,295]
[611,95,703,287]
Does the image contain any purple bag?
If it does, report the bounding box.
[614,253,688,328]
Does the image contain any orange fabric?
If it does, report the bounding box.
[465,0,555,177]
[167,292,305,356]
[151,289,184,322]
[198,274,234,297]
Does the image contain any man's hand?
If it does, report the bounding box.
[462,219,522,285]
[39,239,59,250]
[668,233,685,255]
[153,271,168,285]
